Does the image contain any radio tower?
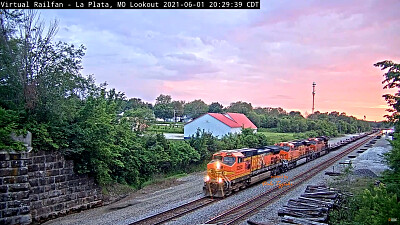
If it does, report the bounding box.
[312,82,316,114]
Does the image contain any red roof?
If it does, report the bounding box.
[225,113,257,129]
[208,113,241,128]
[208,113,257,129]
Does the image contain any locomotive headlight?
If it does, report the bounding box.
[204,175,210,182]
[216,161,221,170]
[218,177,223,183]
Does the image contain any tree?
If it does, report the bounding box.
[375,60,400,122]
[208,102,224,113]
[121,98,152,112]
[0,10,92,124]
[184,99,209,119]
[226,101,253,115]
[172,100,185,118]
[123,107,155,132]
[153,94,174,120]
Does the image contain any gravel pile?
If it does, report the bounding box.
[352,168,378,178]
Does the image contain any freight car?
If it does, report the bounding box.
[203,134,368,197]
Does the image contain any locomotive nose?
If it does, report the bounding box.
[215,161,221,170]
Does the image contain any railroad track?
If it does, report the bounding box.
[129,197,218,225]
[205,133,378,225]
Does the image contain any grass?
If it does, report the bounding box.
[258,131,305,144]
[146,123,184,134]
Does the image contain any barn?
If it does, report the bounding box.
[184,113,257,139]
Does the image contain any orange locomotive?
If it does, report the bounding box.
[203,136,329,197]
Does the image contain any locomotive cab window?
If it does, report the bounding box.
[213,155,222,161]
[238,157,243,163]
[223,156,236,166]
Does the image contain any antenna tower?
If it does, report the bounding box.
[312,82,316,114]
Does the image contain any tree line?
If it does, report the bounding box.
[125,93,378,137]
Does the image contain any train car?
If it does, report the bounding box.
[203,137,331,198]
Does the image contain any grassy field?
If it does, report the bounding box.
[146,123,184,133]
[258,131,305,144]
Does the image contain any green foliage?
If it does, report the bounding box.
[183,99,209,119]
[376,60,400,198]
[226,101,253,115]
[153,94,174,120]
[0,107,25,151]
[208,102,224,113]
[330,185,400,225]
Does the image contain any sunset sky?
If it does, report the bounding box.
[40,0,400,121]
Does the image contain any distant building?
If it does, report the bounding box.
[184,113,257,139]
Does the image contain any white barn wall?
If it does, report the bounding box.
[184,114,237,139]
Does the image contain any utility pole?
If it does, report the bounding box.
[312,82,316,114]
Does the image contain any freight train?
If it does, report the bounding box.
[203,133,370,197]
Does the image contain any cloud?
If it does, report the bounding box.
[38,1,400,121]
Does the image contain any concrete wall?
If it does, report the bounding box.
[184,114,242,139]
[0,150,103,224]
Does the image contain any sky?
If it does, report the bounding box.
[40,0,400,121]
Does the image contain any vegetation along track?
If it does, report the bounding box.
[205,133,378,225]
[129,197,218,225]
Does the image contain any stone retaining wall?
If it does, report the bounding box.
[0,150,103,224]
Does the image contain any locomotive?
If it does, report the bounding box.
[203,136,330,197]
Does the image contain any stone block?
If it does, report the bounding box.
[0,193,10,201]
[9,153,21,160]
[3,176,16,184]
[0,161,10,168]
[11,191,29,200]
[57,182,68,189]
[0,202,6,210]
[44,162,54,170]
[65,160,74,168]
[0,185,8,193]
[38,177,47,186]
[29,194,39,201]
[45,154,55,162]
[51,169,60,176]
[29,178,38,187]
[15,175,28,183]
[0,153,10,161]
[54,203,64,211]
[7,200,22,208]
[10,160,27,168]
[28,164,39,172]
[9,183,29,192]
[66,193,77,201]
[48,190,61,198]
[32,186,44,194]
[19,206,30,214]
[36,206,51,217]
[32,156,45,164]
[55,175,66,183]
[3,208,18,217]
[47,177,55,185]
[56,161,64,169]
[77,191,87,198]
[31,200,43,209]
[18,214,32,224]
